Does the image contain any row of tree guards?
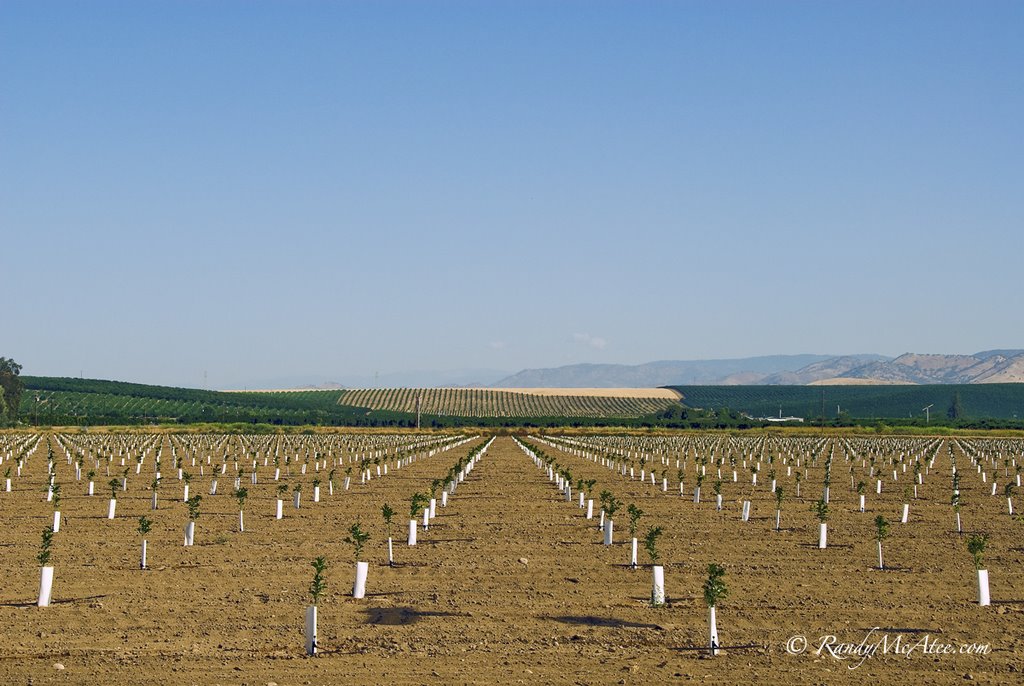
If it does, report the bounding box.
[299,438,491,659]
[15,431,481,610]
[514,436,726,656]
[536,433,1007,606]
[304,437,494,655]
[520,432,1008,654]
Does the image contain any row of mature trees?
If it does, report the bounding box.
[1,357,24,425]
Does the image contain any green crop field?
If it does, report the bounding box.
[19,377,380,426]
[18,378,678,426]
[669,384,1024,420]
[20,376,1024,427]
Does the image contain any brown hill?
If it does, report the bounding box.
[838,351,1024,384]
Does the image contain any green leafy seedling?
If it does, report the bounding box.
[627,504,644,537]
[812,498,829,523]
[643,525,663,565]
[703,563,727,608]
[344,522,370,561]
[875,515,890,542]
[186,495,202,521]
[309,556,328,606]
[410,492,428,519]
[38,526,55,567]
[967,533,988,570]
[381,503,395,538]
[235,487,248,510]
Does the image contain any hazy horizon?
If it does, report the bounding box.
[4,2,1021,389]
[24,350,1024,391]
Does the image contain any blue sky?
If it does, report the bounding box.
[3,1,1022,388]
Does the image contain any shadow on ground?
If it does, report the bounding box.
[363,606,470,625]
[542,614,663,630]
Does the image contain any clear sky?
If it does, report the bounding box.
[3,1,1022,389]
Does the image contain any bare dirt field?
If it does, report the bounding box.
[1,432,1021,685]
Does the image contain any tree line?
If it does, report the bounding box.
[0,357,24,426]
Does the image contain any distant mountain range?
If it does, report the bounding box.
[494,351,1024,387]
[494,355,847,387]
[226,350,1024,391]
[827,350,1024,385]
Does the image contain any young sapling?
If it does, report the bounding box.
[382,503,395,566]
[107,478,120,519]
[37,525,56,606]
[276,483,288,519]
[38,525,54,567]
[50,484,63,532]
[583,479,597,517]
[306,556,327,655]
[874,515,890,570]
[603,493,621,545]
[598,490,612,531]
[967,533,991,606]
[345,521,371,598]
[430,479,443,516]
[627,504,644,569]
[235,487,248,532]
[774,486,784,531]
[644,526,665,606]
[309,556,328,605]
[184,495,201,546]
[408,492,428,545]
[703,563,728,656]
[138,516,152,569]
[813,498,830,549]
[344,521,370,561]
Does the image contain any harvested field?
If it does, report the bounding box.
[486,388,682,399]
[337,387,677,418]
